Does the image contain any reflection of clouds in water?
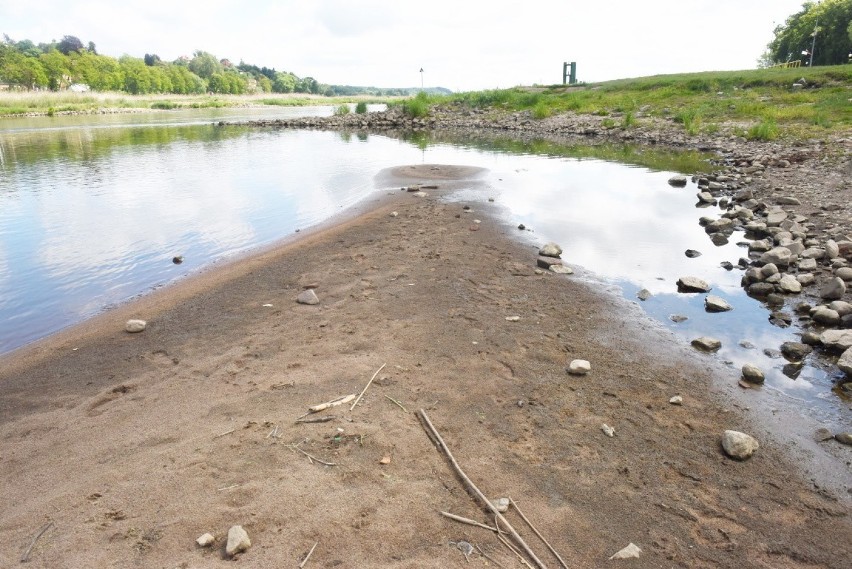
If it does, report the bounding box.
[495,159,745,292]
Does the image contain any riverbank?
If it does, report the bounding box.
[0,164,849,567]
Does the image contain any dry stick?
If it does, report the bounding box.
[510,498,570,569]
[308,394,356,413]
[20,521,53,563]
[213,428,236,439]
[497,533,534,569]
[384,394,409,413]
[290,445,337,467]
[350,363,387,411]
[295,415,336,424]
[440,511,498,532]
[299,541,318,568]
[475,544,507,569]
[417,409,548,569]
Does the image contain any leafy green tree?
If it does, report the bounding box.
[144,53,161,66]
[39,49,69,89]
[272,71,297,93]
[188,50,223,79]
[2,51,48,88]
[766,0,852,66]
[57,35,84,55]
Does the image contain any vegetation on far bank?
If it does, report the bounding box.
[395,66,852,141]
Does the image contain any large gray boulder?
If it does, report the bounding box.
[705,295,733,312]
[677,276,711,293]
[539,242,562,258]
[820,277,847,301]
[760,247,793,267]
[838,347,852,376]
[820,330,852,351]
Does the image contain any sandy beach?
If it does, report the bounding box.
[1,161,850,568]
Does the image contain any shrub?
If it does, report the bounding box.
[355,101,368,114]
[621,112,636,128]
[532,102,552,119]
[747,119,779,141]
[151,101,178,110]
[402,92,430,118]
[334,104,351,116]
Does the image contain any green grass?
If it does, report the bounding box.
[446,66,852,140]
[355,101,368,114]
[399,91,433,118]
[334,104,351,116]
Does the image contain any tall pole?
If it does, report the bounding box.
[420,68,424,90]
[809,21,818,67]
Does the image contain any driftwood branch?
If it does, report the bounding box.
[440,511,498,532]
[350,363,387,410]
[510,498,570,569]
[308,394,355,413]
[20,521,53,563]
[417,409,548,569]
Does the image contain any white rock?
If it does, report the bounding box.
[490,497,510,513]
[704,295,733,312]
[669,395,683,405]
[390,211,398,217]
[125,319,147,333]
[609,543,642,559]
[568,359,591,375]
[820,330,852,351]
[721,430,759,460]
[778,274,802,293]
[296,289,320,305]
[838,347,852,376]
[677,276,711,293]
[226,525,251,557]
[505,315,520,322]
[196,533,215,547]
[539,242,563,258]
[601,424,615,437]
[691,337,721,352]
[550,265,574,274]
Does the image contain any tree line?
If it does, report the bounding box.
[763,0,852,66]
[1,35,344,95]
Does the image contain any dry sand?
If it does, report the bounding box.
[1,164,850,568]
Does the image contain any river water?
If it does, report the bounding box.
[0,106,846,427]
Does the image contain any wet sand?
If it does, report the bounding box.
[0,165,850,568]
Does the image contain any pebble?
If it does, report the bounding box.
[172,255,184,264]
[610,543,641,560]
[814,428,834,442]
[741,364,765,384]
[390,211,398,217]
[491,497,510,513]
[125,319,147,333]
[296,289,320,305]
[637,289,652,301]
[669,395,683,405]
[835,433,852,446]
[677,276,711,293]
[196,533,215,547]
[721,430,759,460]
[226,525,251,557]
[668,175,687,187]
[601,423,615,437]
[780,342,812,361]
[691,337,721,352]
[550,265,574,274]
[685,249,702,258]
[669,314,688,323]
[505,315,520,322]
[568,359,591,375]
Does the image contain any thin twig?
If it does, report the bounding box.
[384,394,409,413]
[299,541,318,568]
[510,498,570,569]
[497,533,534,569]
[289,445,337,466]
[296,415,336,424]
[213,428,236,439]
[20,521,53,563]
[266,425,279,439]
[350,363,387,410]
[308,394,356,413]
[417,409,548,569]
[218,484,240,491]
[440,511,498,532]
[475,544,507,569]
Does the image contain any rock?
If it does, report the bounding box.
[760,263,779,278]
[517,223,526,230]
[739,340,755,349]
[836,267,852,281]
[550,265,574,274]
[797,273,815,286]
[491,497,510,513]
[539,242,562,258]
[801,247,825,260]
[830,301,852,317]
[670,314,688,323]
[812,307,841,326]
[226,525,251,557]
[537,256,562,269]
[820,277,847,300]
[760,247,793,267]
[741,364,765,384]
[296,289,320,305]
[775,196,801,205]
[412,191,428,198]
[125,319,147,333]
[766,210,788,226]
[609,543,641,560]
[778,274,802,293]
[704,295,733,312]
[637,289,652,301]
[797,257,817,271]
[668,175,687,187]
[835,432,852,445]
[814,428,834,442]
[710,233,729,246]
[697,191,716,204]
[505,316,520,322]
[677,276,711,293]
[669,395,683,405]
[568,359,591,375]
[196,533,215,547]
[389,211,398,217]
[722,430,759,460]
[172,255,184,264]
[685,249,702,258]
[818,330,852,352]
[780,342,812,361]
[838,347,852,376]
[825,240,840,259]
[692,337,721,352]
[748,283,776,297]
[601,424,615,437]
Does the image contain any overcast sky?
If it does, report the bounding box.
[1,0,808,91]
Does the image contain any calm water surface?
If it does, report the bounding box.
[0,108,845,426]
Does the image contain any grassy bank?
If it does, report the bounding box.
[403,66,852,141]
[0,91,386,117]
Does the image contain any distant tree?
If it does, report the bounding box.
[272,71,297,93]
[144,53,161,66]
[765,0,852,66]
[39,49,69,89]
[87,41,97,54]
[188,50,223,79]
[2,51,48,88]
[57,35,84,55]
